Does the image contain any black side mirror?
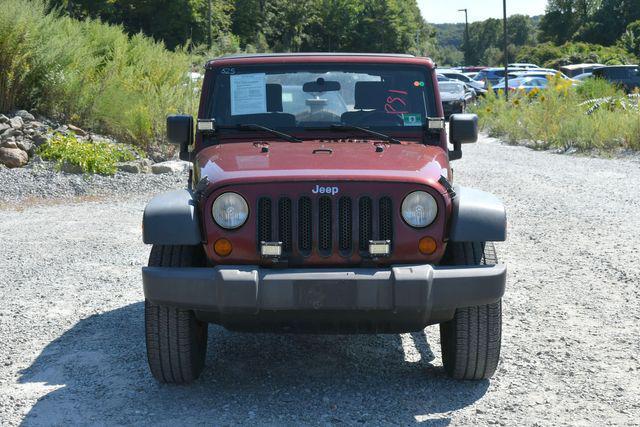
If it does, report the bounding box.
[448,113,478,161]
[167,115,193,161]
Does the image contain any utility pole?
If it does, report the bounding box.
[458,9,469,65]
[207,0,212,50]
[503,0,509,100]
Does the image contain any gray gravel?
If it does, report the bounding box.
[1,136,639,425]
[0,161,187,206]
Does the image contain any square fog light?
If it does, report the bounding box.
[369,240,391,257]
[261,241,282,258]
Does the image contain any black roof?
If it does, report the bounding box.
[217,52,416,59]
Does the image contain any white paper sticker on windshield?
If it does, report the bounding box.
[230,73,267,116]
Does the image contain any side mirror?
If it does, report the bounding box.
[167,115,193,161]
[448,113,478,161]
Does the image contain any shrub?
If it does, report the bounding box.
[472,79,640,152]
[516,42,638,69]
[0,0,200,149]
[37,133,137,175]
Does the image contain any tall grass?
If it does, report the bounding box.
[0,0,200,149]
[473,77,640,152]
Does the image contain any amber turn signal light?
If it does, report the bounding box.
[214,238,233,257]
[418,237,437,255]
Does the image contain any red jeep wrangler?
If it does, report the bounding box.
[142,53,507,383]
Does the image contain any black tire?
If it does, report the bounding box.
[145,245,208,384]
[439,242,502,380]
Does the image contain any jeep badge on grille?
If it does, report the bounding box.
[312,185,339,195]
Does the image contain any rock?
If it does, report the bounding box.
[0,139,17,149]
[0,147,28,168]
[9,116,23,130]
[26,120,45,130]
[0,123,10,134]
[0,114,9,124]
[116,161,142,174]
[15,138,34,155]
[60,160,84,174]
[15,110,35,121]
[31,134,49,147]
[67,124,87,136]
[1,128,22,140]
[151,160,190,174]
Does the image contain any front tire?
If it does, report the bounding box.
[439,242,502,380]
[145,245,208,384]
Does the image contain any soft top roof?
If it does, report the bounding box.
[206,52,435,69]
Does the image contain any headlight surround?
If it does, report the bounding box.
[212,192,249,229]
[401,191,438,228]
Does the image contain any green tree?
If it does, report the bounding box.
[619,20,640,57]
[49,0,235,49]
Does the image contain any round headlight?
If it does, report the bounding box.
[401,191,438,228]
[212,192,249,229]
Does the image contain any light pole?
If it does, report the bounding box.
[207,0,212,50]
[503,0,509,100]
[458,9,469,65]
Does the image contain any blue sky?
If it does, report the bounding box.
[418,0,548,24]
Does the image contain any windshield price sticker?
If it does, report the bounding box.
[230,73,267,116]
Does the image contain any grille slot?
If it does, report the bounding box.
[257,198,272,243]
[278,197,292,252]
[359,197,373,251]
[298,196,312,254]
[319,196,332,254]
[379,197,393,242]
[338,197,353,253]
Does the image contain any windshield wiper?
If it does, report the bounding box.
[217,123,302,142]
[306,125,402,144]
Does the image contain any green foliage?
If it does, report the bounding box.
[472,78,640,152]
[37,133,137,175]
[49,0,235,49]
[0,0,199,148]
[516,42,637,68]
[618,20,640,57]
[540,0,640,46]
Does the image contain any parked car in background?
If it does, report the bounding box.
[475,67,527,86]
[560,63,604,78]
[506,69,573,81]
[508,63,540,69]
[437,69,487,95]
[592,65,640,92]
[461,66,487,73]
[492,76,549,94]
[573,72,593,81]
[439,80,475,116]
[463,72,479,80]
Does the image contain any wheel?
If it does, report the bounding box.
[145,245,208,384]
[439,242,502,380]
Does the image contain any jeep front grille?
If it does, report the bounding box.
[256,195,393,258]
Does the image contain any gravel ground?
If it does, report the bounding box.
[0,161,186,206]
[1,136,639,425]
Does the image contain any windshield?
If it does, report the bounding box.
[208,64,434,132]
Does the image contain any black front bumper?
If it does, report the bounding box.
[142,264,506,333]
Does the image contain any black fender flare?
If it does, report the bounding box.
[449,186,507,242]
[142,189,202,245]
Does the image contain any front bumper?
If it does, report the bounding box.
[142,264,506,332]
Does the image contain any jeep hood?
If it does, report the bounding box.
[195,140,449,187]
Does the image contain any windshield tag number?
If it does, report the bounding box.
[385,89,409,114]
